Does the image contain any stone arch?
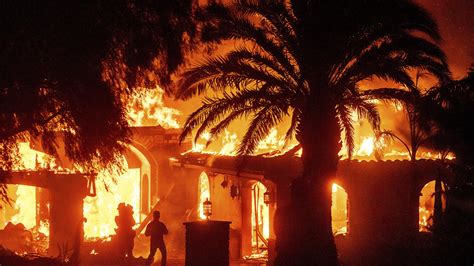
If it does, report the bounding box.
[124,140,158,217]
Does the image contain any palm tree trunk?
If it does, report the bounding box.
[275,100,340,265]
[433,177,443,235]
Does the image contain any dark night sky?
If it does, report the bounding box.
[418,0,474,77]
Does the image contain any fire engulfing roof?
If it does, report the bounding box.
[171,152,453,186]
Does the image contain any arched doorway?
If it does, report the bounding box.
[419,179,446,232]
[83,143,152,238]
[331,183,348,235]
[198,172,210,220]
[251,182,269,253]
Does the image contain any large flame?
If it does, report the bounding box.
[191,128,288,156]
[356,136,375,157]
[4,143,52,236]
[83,164,140,239]
[127,87,180,128]
[10,185,36,229]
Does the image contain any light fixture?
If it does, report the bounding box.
[203,198,212,220]
[264,190,271,205]
[220,175,228,188]
[230,183,239,199]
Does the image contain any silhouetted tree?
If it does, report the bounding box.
[427,67,474,166]
[375,71,444,161]
[0,0,199,200]
[177,1,449,264]
[421,68,474,263]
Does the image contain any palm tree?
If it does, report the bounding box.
[178,1,450,264]
[427,67,474,165]
[375,71,441,161]
[373,71,451,237]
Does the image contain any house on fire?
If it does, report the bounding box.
[0,125,452,262]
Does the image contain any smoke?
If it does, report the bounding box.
[418,0,474,77]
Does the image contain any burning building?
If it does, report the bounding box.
[0,124,453,263]
[170,150,452,262]
[0,87,454,263]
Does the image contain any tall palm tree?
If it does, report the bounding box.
[178,0,450,264]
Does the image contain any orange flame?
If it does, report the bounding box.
[127,87,180,128]
[83,163,140,239]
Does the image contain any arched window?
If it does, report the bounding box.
[198,172,210,220]
[251,182,270,252]
[419,180,446,232]
[331,183,348,235]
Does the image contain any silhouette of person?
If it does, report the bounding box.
[145,210,168,266]
[115,203,136,258]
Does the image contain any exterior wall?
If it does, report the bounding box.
[131,127,453,261]
[2,171,88,257]
[335,160,451,248]
[208,174,242,260]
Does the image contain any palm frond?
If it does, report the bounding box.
[283,108,301,149]
[376,130,413,159]
[346,97,381,132]
[177,53,298,99]
[238,105,287,155]
[362,88,413,104]
[336,104,355,158]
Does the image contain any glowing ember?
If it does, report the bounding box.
[198,172,211,220]
[419,206,431,231]
[127,86,180,128]
[37,220,49,237]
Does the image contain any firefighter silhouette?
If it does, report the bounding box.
[115,203,136,258]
